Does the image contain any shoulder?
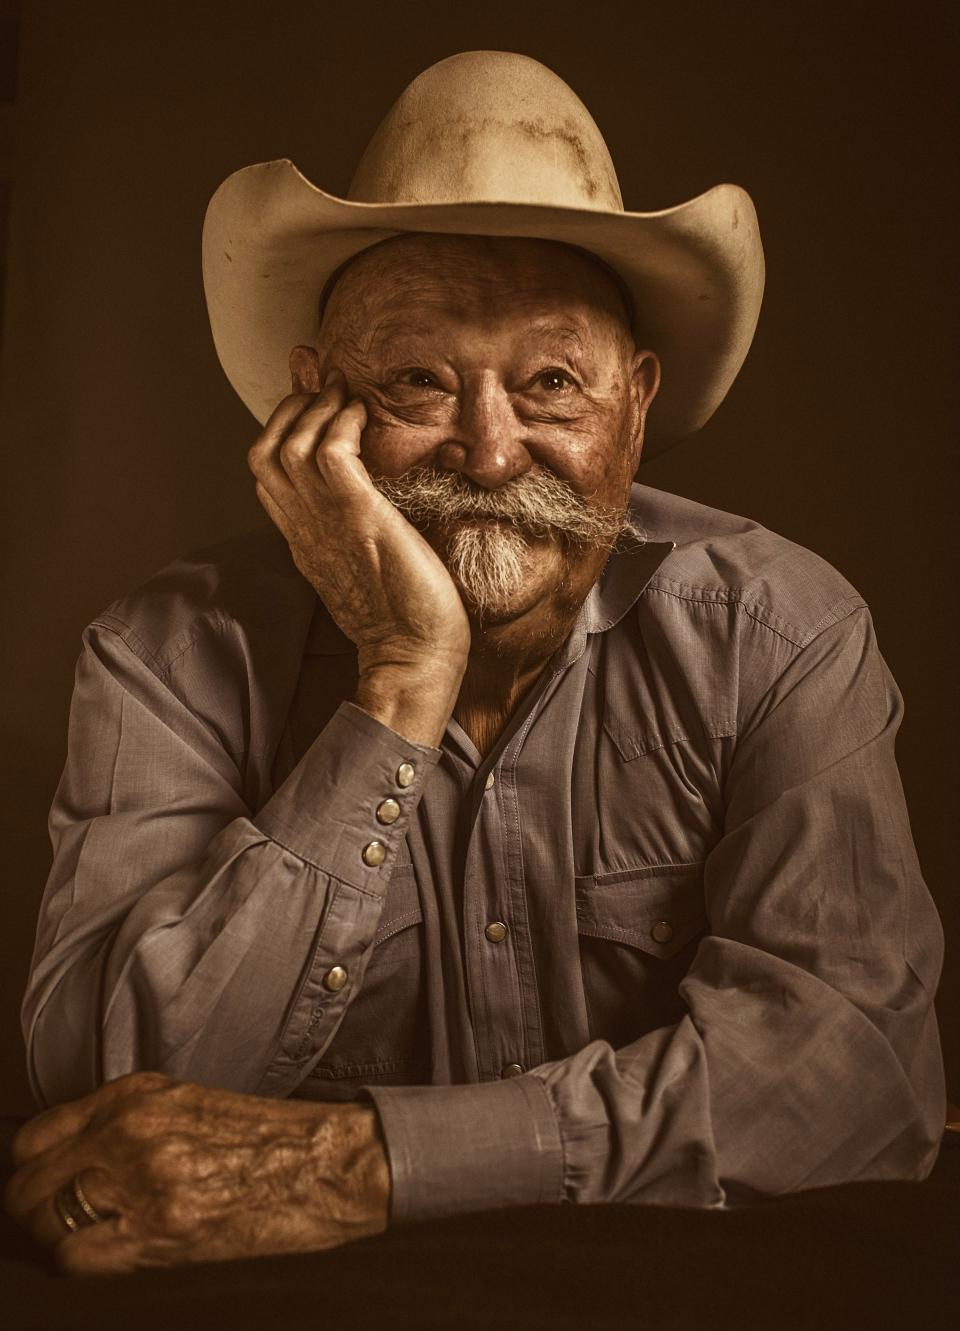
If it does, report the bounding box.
[89,524,319,677]
[632,484,866,649]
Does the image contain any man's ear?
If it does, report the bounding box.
[289,345,322,394]
[627,350,661,471]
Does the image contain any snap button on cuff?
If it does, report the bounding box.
[362,840,387,866]
[501,1062,524,1078]
[376,798,401,824]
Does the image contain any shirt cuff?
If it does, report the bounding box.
[362,1074,565,1224]
[256,699,442,894]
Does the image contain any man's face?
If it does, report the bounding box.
[313,235,659,626]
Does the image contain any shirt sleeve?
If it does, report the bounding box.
[365,605,946,1220]
[22,621,442,1108]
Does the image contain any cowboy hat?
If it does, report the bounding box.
[202,50,764,463]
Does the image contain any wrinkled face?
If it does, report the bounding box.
[317,234,659,625]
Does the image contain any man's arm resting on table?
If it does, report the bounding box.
[365,606,946,1221]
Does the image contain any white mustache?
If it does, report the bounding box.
[372,465,643,551]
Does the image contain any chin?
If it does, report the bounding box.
[455,564,560,626]
[437,519,565,624]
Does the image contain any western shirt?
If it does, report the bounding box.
[22,483,946,1218]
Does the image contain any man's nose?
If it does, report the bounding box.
[437,374,532,490]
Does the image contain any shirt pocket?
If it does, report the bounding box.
[295,865,430,1102]
[575,863,708,1048]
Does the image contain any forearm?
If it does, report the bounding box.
[368,946,944,1224]
[24,698,443,1106]
[369,613,947,1221]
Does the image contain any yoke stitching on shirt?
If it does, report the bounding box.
[93,612,236,680]
[95,603,308,680]
[606,718,736,761]
[803,593,867,641]
[643,585,805,646]
[93,617,168,672]
[157,610,235,676]
[645,582,867,649]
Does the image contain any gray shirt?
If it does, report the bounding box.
[22,483,945,1220]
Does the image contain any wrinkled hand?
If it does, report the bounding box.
[248,366,471,677]
[3,1072,390,1274]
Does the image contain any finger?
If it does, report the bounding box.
[312,400,371,495]
[13,1165,120,1247]
[255,374,345,465]
[5,1139,107,1226]
[55,1216,146,1277]
[11,1071,172,1166]
[247,388,340,507]
[277,383,354,482]
[261,387,327,442]
[11,1102,92,1168]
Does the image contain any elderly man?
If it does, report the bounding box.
[6,52,945,1273]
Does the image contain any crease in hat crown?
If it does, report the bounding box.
[347,51,625,212]
[202,48,765,458]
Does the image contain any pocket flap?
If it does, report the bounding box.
[575,863,707,959]
[374,865,423,944]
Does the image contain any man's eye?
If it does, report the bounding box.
[536,369,575,392]
[398,368,438,389]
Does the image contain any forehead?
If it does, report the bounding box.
[321,235,632,342]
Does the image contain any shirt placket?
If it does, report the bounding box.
[461,658,582,1083]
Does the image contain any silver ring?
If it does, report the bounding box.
[53,1175,104,1232]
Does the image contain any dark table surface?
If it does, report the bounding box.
[2,1119,957,1331]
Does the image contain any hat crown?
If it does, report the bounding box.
[348,51,624,212]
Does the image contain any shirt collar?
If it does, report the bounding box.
[545,534,675,674]
[582,534,676,635]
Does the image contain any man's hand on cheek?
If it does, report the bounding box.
[2,1073,391,1274]
[246,346,471,680]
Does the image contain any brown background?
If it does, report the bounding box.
[0,1,955,1116]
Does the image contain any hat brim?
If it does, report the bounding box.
[202,159,764,463]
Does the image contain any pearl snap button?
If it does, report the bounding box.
[651,919,674,944]
[396,762,416,788]
[323,966,348,992]
[376,798,401,825]
[502,1062,524,1078]
[484,771,496,790]
[362,840,387,866]
[485,921,508,942]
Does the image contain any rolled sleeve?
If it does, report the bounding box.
[363,1074,564,1223]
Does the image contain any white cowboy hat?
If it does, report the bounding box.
[202,50,764,463]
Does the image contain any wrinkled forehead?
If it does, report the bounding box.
[318,234,634,340]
